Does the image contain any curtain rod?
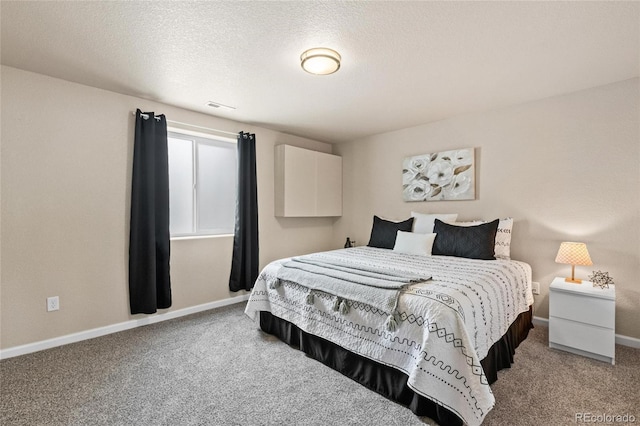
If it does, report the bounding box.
[133,111,240,137]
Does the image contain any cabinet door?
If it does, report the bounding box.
[277,145,317,217]
[316,152,342,216]
[275,144,343,217]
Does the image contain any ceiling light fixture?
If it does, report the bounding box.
[300,48,341,75]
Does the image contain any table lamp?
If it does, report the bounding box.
[555,242,593,284]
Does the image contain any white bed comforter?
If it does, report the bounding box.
[245,247,533,426]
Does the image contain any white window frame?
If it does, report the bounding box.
[167,127,237,238]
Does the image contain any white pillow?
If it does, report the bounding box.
[454,221,483,226]
[455,218,513,259]
[411,212,458,234]
[393,231,437,256]
[494,218,513,259]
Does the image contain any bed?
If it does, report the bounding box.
[245,208,533,425]
[245,244,533,426]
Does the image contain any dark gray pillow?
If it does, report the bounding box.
[367,216,414,249]
[432,219,499,260]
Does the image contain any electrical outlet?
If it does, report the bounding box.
[47,296,59,312]
[531,282,540,295]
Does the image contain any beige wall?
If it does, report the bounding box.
[333,78,640,339]
[0,66,336,349]
[2,66,638,350]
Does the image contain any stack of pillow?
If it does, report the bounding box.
[366,212,513,260]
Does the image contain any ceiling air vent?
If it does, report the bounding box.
[205,101,236,110]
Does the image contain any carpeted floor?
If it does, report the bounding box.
[1,303,638,425]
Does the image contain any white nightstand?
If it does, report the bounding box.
[549,277,615,365]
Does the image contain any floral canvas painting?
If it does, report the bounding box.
[403,148,475,201]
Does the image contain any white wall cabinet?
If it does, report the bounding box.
[275,145,342,217]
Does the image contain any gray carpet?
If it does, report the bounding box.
[1,303,638,425]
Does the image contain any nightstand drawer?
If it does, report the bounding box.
[549,317,615,358]
[549,291,614,328]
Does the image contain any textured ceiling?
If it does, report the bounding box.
[1,1,638,143]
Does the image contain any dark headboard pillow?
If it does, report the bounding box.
[367,216,414,249]
[432,218,499,260]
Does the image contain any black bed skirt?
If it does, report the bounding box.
[259,307,533,426]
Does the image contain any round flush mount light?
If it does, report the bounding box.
[300,47,341,75]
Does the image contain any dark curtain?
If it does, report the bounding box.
[229,132,259,291]
[129,109,172,314]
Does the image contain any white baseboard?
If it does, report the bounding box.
[615,334,640,349]
[533,315,640,349]
[0,295,250,360]
[532,315,549,327]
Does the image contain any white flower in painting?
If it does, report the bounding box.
[403,181,431,201]
[402,168,418,185]
[451,149,473,166]
[446,173,472,198]
[403,155,430,183]
[403,155,432,187]
[425,160,454,187]
[410,156,430,172]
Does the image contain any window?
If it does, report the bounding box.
[167,129,237,237]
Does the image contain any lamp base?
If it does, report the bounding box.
[565,277,582,284]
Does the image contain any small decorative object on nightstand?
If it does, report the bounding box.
[549,277,615,365]
[589,270,614,289]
